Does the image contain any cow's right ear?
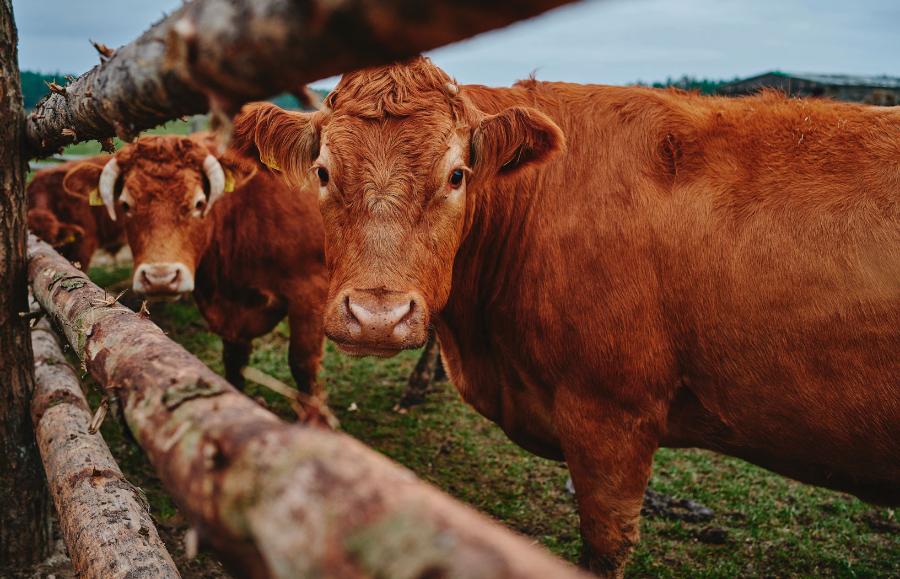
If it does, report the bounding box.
[231,102,319,185]
[62,162,103,200]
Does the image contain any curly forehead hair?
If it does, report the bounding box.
[116,135,209,172]
[324,56,471,122]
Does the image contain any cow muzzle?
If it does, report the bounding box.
[325,288,428,356]
[133,262,194,298]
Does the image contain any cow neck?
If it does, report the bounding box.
[440,153,557,450]
[435,85,557,433]
[451,84,551,313]
[197,177,255,285]
[458,174,541,310]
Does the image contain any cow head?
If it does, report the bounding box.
[233,57,563,357]
[64,134,256,299]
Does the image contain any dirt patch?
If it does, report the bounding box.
[641,487,715,523]
[862,510,900,534]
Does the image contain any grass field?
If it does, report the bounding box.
[87,263,899,578]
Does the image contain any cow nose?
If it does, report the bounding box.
[347,295,412,331]
[133,262,194,295]
[334,288,427,351]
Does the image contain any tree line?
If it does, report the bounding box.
[647,75,739,94]
[20,70,326,111]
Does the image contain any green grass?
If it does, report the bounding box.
[85,264,132,288]
[87,263,900,578]
[62,118,201,156]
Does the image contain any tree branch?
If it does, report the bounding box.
[25,0,579,158]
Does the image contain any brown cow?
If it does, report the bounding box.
[64,134,327,394]
[233,57,900,575]
[28,156,125,268]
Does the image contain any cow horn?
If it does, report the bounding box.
[202,154,226,215]
[98,158,120,221]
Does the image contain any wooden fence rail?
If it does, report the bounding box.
[28,235,588,579]
[31,315,180,579]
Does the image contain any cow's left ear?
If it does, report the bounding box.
[471,106,565,178]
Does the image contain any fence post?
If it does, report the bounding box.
[0,0,51,569]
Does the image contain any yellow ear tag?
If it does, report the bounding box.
[87,188,103,206]
[262,155,281,172]
[223,168,236,193]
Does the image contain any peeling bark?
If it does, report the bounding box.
[25,0,578,157]
[0,0,51,568]
[28,235,587,579]
[30,317,180,579]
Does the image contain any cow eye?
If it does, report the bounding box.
[449,168,465,188]
[120,200,130,213]
[194,198,206,212]
[316,166,329,186]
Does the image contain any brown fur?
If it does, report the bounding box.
[27,156,125,267]
[64,135,328,394]
[233,57,900,576]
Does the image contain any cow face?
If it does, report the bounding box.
[234,57,563,356]
[64,135,255,299]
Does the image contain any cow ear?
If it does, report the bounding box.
[193,133,260,192]
[231,102,319,186]
[56,223,85,246]
[27,208,60,242]
[218,152,259,192]
[471,106,564,178]
[63,162,103,200]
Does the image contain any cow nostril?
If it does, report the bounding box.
[171,269,180,284]
[345,294,360,324]
[397,299,415,325]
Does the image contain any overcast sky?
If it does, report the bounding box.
[13,0,900,87]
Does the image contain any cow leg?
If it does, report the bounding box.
[558,397,662,578]
[397,328,441,408]
[432,352,448,382]
[287,302,325,396]
[75,234,97,271]
[222,339,252,390]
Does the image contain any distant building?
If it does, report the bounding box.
[717,71,900,105]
